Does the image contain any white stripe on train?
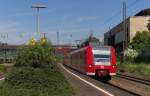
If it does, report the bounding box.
[110,73,116,75]
[86,72,95,75]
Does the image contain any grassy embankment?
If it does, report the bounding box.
[0,64,13,77]
[118,62,150,79]
[0,38,74,96]
[0,67,74,96]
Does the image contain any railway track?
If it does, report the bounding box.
[107,83,140,96]
[93,77,141,96]
[63,64,141,96]
[116,73,150,86]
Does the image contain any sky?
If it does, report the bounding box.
[0,0,149,45]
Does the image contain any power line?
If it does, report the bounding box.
[128,0,140,9]
[103,0,141,26]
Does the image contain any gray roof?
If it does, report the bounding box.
[135,8,150,16]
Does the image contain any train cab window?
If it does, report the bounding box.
[94,54,110,59]
[94,54,110,65]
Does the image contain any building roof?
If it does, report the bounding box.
[0,45,19,50]
[135,8,150,16]
[104,8,150,36]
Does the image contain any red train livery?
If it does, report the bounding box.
[63,45,117,81]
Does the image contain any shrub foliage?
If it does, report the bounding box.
[0,37,74,96]
[129,31,150,62]
[130,31,150,51]
[14,38,56,68]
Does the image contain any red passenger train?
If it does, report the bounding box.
[63,45,117,81]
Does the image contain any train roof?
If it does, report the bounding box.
[69,45,112,55]
[92,45,111,50]
[88,42,111,50]
[69,46,88,55]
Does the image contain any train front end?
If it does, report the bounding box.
[92,46,117,81]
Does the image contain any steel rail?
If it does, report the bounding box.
[116,73,150,86]
[63,64,141,96]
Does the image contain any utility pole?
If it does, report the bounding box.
[57,31,59,45]
[89,30,94,38]
[123,1,127,53]
[70,34,72,46]
[123,0,127,64]
[41,32,47,38]
[31,4,47,36]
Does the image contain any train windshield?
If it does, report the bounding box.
[94,54,110,59]
[93,50,111,65]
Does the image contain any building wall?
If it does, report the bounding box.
[104,19,128,45]
[104,16,150,53]
[129,16,150,41]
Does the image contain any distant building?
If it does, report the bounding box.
[0,44,77,63]
[53,45,77,57]
[0,44,19,63]
[104,8,150,53]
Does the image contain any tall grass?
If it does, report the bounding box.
[0,67,75,96]
[118,62,150,79]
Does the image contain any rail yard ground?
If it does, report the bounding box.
[0,62,150,96]
[0,61,150,96]
[58,63,112,96]
[58,63,150,96]
[110,76,150,96]
[59,63,150,96]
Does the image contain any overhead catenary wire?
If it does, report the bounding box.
[103,0,141,27]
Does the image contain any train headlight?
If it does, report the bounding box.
[88,65,92,67]
[112,65,116,68]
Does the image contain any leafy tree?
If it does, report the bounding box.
[134,48,150,62]
[14,37,56,68]
[129,30,150,62]
[130,31,150,51]
[147,19,150,31]
[79,34,100,48]
[124,47,138,62]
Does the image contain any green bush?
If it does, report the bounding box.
[1,66,74,96]
[130,31,150,51]
[6,67,57,88]
[0,65,8,74]
[0,82,74,96]
[14,39,56,68]
[0,38,74,96]
[118,62,150,79]
[3,67,74,95]
[129,30,150,62]
[134,48,150,62]
[0,65,5,72]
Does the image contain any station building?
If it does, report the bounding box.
[0,43,77,64]
[0,43,19,63]
[54,45,76,57]
[104,8,150,53]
